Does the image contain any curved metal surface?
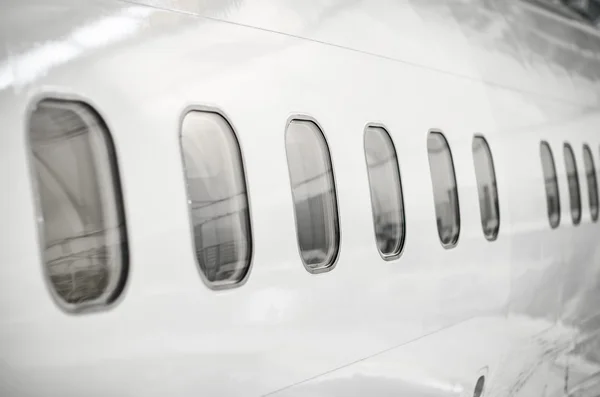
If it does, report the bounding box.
[0,0,599,396]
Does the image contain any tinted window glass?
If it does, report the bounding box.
[472,136,500,241]
[285,119,339,271]
[583,144,599,221]
[29,99,128,310]
[181,111,252,288]
[540,141,560,228]
[427,131,460,247]
[364,126,405,259]
[563,143,581,225]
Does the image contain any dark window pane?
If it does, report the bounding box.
[540,141,561,228]
[181,111,252,287]
[29,99,128,309]
[427,131,460,247]
[364,126,405,259]
[564,143,581,225]
[583,144,599,222]
[285,119,339,271]
[472,136,500,241]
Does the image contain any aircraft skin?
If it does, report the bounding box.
[0,0,600,396]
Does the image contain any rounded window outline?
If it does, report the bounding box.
[563,142,582,226]
[426,129,461,249]
[540,141,561,229]
[25,94,130,314]
[582,144,599,222]
[363,122,406,261]
[178,106,254,290]
[284,114,341,274]
[472,134,500,242]
[474,366,489,397]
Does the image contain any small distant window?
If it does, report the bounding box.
[364,125,405,259]
[427,131,460,248]
[285,119,339,272]
[473,376,485,397]
[28,99,128,310]
[563,143,582,225]
[540,141,560,228]
[180,111,252,288]
[583,144,599,222]
[472,136,500,241]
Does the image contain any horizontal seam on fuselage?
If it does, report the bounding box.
[118,0,597,111]
[260,314,483,396]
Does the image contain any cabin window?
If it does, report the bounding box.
[180,111,252,288]
[427,131,460,248]
[563,143,582,225]
[473,376,485,397]
[364,125,405,259]
[540,142,561,228]
[28,99,128,310]
[285,119,339,272]
[583,144,599,222]
[472,136,500,241]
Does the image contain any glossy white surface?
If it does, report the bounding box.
[0,0,599,396]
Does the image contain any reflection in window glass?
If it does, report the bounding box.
[29,99,128,309]
[564,143,582,225]
[364,126,405,259]
[181,111,252,287]
[427,131,460,247]
[285,119,339,271]
[540,142,560,228]
[583,144,599,222]
[472,136,500,241]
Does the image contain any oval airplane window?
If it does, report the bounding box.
[180,111,252,288]
[540,141,561,229]
[285,119,340,272]
[583,144,599,222]
[28,99,129,311]
[473,376,485,397]
[364,125,405,259]
[427,131,460,248]
[563,143,581,225]
[472,136,500,241]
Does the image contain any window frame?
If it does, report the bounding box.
[178,106,254,290]
[284,114,340,274]
[472,134,500,241]
[26,95,129,314]
[563,142,582,225]
[426,129,461,249]
[363,123,406,260]
[583,144,599,222]
[539,141,561,229]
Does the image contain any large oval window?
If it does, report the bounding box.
[285,119,340,272]
[364,125,405,259]
[472,136,500,241]
[29,99,129,311]
[427,131,460,248]
[180,111,252,288]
